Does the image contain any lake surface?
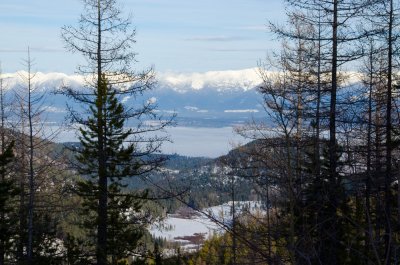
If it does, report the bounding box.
[55,126,249,158]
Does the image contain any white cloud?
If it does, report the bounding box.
[184,35,251,42]
[42,106,67,113]
[184,106,199,111]
[122,96,131,103]
[162,110,176,114]
[224,109,259,113]
[147,97,157,104]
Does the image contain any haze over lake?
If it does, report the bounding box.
[55,126,247,158]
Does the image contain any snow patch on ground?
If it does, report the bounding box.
[151,217,218,242]
[150,201,264,251]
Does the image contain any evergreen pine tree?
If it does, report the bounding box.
[62,1,171,262]
[153,242,162,265]
[69,75,149,264]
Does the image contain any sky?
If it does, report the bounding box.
[0,0,285,74]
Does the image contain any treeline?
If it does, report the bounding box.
[193,0,400,264]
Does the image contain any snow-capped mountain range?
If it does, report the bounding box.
[3,68,263,92]
[2,68,266,127]
[157,68,262,92]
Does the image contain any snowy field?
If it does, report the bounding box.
[150,216,219,244]
[150,201,264,250]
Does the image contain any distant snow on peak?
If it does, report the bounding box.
[157,68,263,92]
[1,69,264,92]
[1,68,366,94]
[1,71,85,91]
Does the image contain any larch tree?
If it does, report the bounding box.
[61,0,171,264]
[369,1,400,261]
[14,49,41,264]
[270,1,372,263]
[13,49,66,265]
[354,1,400,262]
[240,12,329,263]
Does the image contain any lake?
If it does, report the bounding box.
[54,126,249,158]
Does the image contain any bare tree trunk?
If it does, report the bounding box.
[365,41,373,265]
[26,47,35,265]
[375,94,383,246]
[364,40,379,264]
[0,63,4,265]
[231,175,237,265]
[285,134,296,264]
[96,1,108,265]
[315,13,322,180]
[327,1,338,264]
[265,181,272,259]
[384,1,394,263]
[17,100,26,263]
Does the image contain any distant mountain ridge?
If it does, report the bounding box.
[2,68,266,127]
[2,68,262,92]
[157,68,262,92]
[2,69,363,128]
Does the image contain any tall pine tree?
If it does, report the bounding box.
[71,75,146,264]
[62,1,171,264]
